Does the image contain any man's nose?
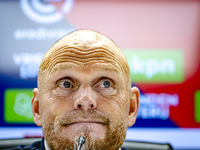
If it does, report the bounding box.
[74,85,97,111]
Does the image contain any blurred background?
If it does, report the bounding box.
[0,0,200,149]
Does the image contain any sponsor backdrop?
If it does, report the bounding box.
[0,0,200,149]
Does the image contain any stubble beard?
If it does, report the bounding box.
[42,110,127,150]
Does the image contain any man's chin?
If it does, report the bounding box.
[62,122,107,141]
[43,121,126,150]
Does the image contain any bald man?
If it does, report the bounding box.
[11,29,139,150]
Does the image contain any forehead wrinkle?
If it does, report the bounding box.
[50,62,120,77]
[49,60,121,78]
[50,62,75,74]
[40,47,128,76]
[38,29,130,88]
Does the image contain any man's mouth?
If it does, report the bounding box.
[65,120,107,126]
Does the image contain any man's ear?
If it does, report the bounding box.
[127,87,139,127]
[31,88,42,127]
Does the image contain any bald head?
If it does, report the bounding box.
[38,29,130,88]
[32,29,139,150]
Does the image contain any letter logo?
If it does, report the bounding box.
[20,0,74,24]
[123,50,184,83]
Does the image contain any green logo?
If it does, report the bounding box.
[195,90,200,123]
[4,89,34,123]
[123,50,184,83]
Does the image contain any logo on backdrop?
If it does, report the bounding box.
[137,93,179,120]
[20,0,74,24]
[12,52,45,79]
[13,93,32,119]
[123,50,184,83]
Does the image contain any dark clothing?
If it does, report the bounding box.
[8,138,45,150]
[7,138,128,150]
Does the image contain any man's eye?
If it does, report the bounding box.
[100,80,111,88]
[62,81,71,88]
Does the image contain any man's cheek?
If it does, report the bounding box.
[43,91,72,109]
[106,97,129,120]
[102,98,123,115]
[40,97,62,120]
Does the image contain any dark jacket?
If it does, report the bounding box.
[8,138,45,150]
[7,138,128,150]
